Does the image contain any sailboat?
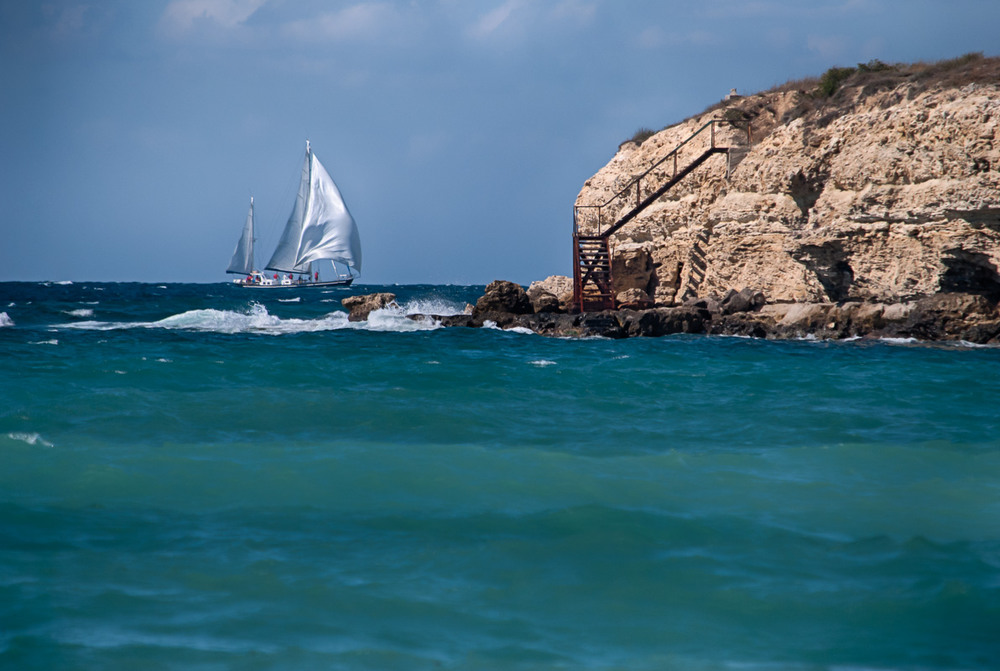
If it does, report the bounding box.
[227,141,361,288]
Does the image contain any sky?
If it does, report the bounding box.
[1,1,998,285]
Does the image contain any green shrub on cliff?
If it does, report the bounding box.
[627,127,656,145]
[818,66,856,97]
[857,58,893,74]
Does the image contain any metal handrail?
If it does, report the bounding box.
[574,118,748,236]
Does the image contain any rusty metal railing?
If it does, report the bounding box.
[573,119,750,238]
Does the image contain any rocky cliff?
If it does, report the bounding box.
[574,55,1000,307]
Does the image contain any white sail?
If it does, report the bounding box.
[264,153,313,274]
[296,150,362,273]
[265,142,361,275]
[226,197,255,275]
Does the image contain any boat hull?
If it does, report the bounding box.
[236,278,354,289]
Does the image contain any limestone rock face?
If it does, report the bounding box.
[576,64,1000,306]
[616,288,654,310]
[527,275,573,312]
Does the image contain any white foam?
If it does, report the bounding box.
[0,312,12,327]
[152,303,339,334]
[31,339,58,345]
[278,297,301,303]
[399,297,468,317]
[364,306,442,332]
[530,360,557,366]
[880,337,919,345]
[479,320,536,335]
[7,432,53,447]
[955,340,992,349]
[65,308,94,318]
[61,302,443,335]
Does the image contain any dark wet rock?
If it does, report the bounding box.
[473,280,532,317]
[619,307,708,337]
[683,295,721,313]
[432,314,481,328]
[708,312,772,338]
[893,293,999,341]
[719,288,766,315]
[574,312,628,338]
[414,283,1000,343]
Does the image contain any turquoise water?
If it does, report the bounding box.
[2,282,999,670]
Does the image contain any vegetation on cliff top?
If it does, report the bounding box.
[626,53,997,147]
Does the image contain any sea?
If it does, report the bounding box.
[1,281,998,671]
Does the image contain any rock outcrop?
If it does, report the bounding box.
[527,275,573,312]
[575,56,1000,308]
[329,281,1000,342]
[419,287,1000,343]
[342,292,397,321]
[472,280,533,322]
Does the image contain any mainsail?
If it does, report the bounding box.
[265,142,362,275]
[226,197,256,275]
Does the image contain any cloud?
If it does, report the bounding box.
[37,4,113,43]
[464,0,597,45]
[48,4,91,38]
[551,0,597,23]
[807,34,849,61]
[700,0,878,20]
[281,2,409,44]
[160,0,266,35]
[636,26,719,50]
[467,0,525,40]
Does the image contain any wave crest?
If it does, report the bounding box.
[7,432,54,447]
[62,302,444,335]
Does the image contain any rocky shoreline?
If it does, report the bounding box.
[338,58,1000,345]
[344,281,1000,344]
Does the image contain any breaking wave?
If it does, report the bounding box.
[0,312,12,327]
[61,302,444,335]
[396,297,469,317]
[6,432,54,447]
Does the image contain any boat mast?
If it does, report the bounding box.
[249,196,255,271]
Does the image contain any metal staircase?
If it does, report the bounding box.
[572,119,750,312]
[574,235,613,311]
